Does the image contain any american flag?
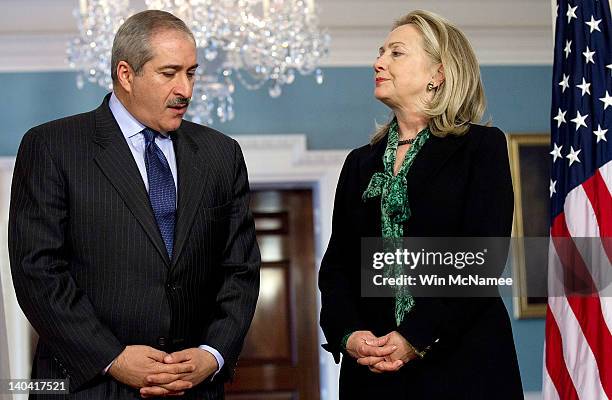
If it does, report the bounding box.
[543,1,612,399]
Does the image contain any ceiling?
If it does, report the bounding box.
[0,0,554,72]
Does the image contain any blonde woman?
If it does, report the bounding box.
[319,10,523,399]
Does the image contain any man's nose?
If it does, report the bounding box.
[174,74,193,99]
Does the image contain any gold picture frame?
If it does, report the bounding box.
[508,133,550,319]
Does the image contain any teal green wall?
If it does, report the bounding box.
[1,67,550,154]
[0,66,550,391]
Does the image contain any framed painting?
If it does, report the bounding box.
[508,133,550,319]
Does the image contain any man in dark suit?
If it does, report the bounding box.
[8,10,260,399]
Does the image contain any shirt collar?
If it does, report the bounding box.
[109,92,171,140]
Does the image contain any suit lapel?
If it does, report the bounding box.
[358,137,387,234]
[360,135,387,188]
[407,130,470,189]
[92,95,171,267]
[359,128,469,236]
[360,128,470,201]
[171,127,210,268]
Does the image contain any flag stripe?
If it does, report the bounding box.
[545,303,580,400]
[548,244,609,400]
[548,292,608,399]
[564,176,612,331]
[565,296,612,399]
[564,184,599,237]
[551,212,598,294]
[600,161,612,196]
[564,182,612,300]
[551,213,612,398]
[542,349,562,400]
[582,168,612,261]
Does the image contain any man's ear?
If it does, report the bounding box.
[116,61,134,93]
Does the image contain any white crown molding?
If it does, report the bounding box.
[233,134,348,183]
[317,0,551,28]
[0,0,553,72]
[326,25,553,66]
[0,33,74,72]
[0,27,552,72]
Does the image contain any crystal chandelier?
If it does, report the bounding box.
[67,0,330,124]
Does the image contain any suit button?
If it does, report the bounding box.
[158,336,168,347]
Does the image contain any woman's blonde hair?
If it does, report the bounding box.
[372,10,486,143]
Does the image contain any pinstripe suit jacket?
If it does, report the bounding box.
[8,94,261,399]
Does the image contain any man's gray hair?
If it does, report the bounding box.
[111,10,195,83]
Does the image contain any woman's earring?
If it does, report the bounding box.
[427,82,435,91]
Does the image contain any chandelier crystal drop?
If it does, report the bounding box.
[67,0,330,124]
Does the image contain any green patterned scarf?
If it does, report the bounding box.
[362,119,430,325]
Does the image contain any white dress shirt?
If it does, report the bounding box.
[105,92,224,377]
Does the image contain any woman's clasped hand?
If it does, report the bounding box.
[346,331,418,373]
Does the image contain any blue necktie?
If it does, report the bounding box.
[142,128,176,258]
